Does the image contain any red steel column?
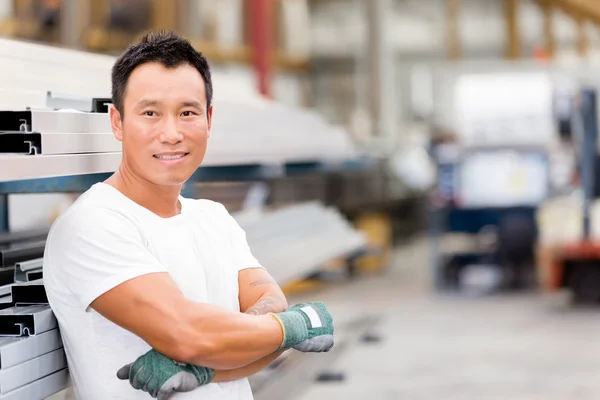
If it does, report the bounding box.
[249,0,272,97]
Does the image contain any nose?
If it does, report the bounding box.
[159,116,183,144]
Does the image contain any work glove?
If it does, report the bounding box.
[117,349,214,399]
[270,301,335,353]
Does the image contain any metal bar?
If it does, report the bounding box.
[24,271,41,282]
[40,132,120,155]
[0,287,12,299]
[0,329,62,370]
[0,368,69,400]
[46,91,93,112]
[0,152,121,183]
[13,259,42,283]
[0,305,57,337]
[0,110,111,134]
[0,348,66,394]
[0,230,48,246]
[10,280,47,306]
[0,133,41,155]
[579,88,597,238]
[0,241,45,268]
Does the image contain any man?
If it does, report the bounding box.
[43,30,334,400]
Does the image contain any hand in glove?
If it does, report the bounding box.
[270,301,335,353]
[117,349,214,399]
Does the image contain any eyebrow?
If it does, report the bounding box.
[181,101,203,109]
[135,100,203,109]
[136,99,161,109]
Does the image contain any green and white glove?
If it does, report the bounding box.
[271,301,335,353]
[116,349,214,399]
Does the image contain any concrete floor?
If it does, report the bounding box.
[47,236,600,399]
[284,236,600,400]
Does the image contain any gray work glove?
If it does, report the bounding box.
[117,349,214,399]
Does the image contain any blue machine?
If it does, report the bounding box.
[431,145,549,293]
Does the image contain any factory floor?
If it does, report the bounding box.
[268,236,600,400]
[47,236,600,400]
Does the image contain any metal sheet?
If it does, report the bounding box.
[0,329,62,369]
[0,368,69,400]
[0,306,57,337]
[0,241,45,268]
[0,348,66,394]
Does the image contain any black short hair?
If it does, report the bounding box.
[111,30,213,119]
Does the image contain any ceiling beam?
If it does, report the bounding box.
[505,0,521,59]
[543,0,600,26]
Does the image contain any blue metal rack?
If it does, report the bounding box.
[0,157,374,232]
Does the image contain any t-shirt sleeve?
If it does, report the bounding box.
[46,206,168,311]
[216,204,265,272]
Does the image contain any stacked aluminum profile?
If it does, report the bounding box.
[0,281,67,400]
[0,36,360,183]
[233,202,367,284]
[0,231,68,400]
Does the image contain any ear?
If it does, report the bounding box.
[110,105,124,141]
[206,105,213,139]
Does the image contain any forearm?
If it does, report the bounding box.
[175,302,283,370]
[212,350,285,382]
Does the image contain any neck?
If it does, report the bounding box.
[106,164,182,218]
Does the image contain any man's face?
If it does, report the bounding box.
[110,62,212,187]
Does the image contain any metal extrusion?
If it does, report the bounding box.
[25,271,41,282]
[40,132,121,155]
[0,306,57,337]
[0,230,48,246]
[0,367,69,400]
[0,110,111,134]
[46,91,112,113]
[10,280,48,306]
[0,241,45,268]
[0,287,12,299]
[0,133,42,155]
[0,348,67,394]
[13,259,42,283]
[0,329,62,369]
[0,271,14,289]
[0,152,122,182]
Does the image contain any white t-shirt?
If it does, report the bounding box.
[43,182,263,400]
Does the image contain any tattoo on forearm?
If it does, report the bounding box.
[245,294,287,315]
[249,276,277,287]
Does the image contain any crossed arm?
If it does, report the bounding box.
[91,267,288,373]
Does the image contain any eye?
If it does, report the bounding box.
[181,111,197,117]
[144,111,156,117]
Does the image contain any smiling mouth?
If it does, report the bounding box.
[153,153,189,160]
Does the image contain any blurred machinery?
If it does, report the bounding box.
[537,87,600,303]
[429,69,556,294]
